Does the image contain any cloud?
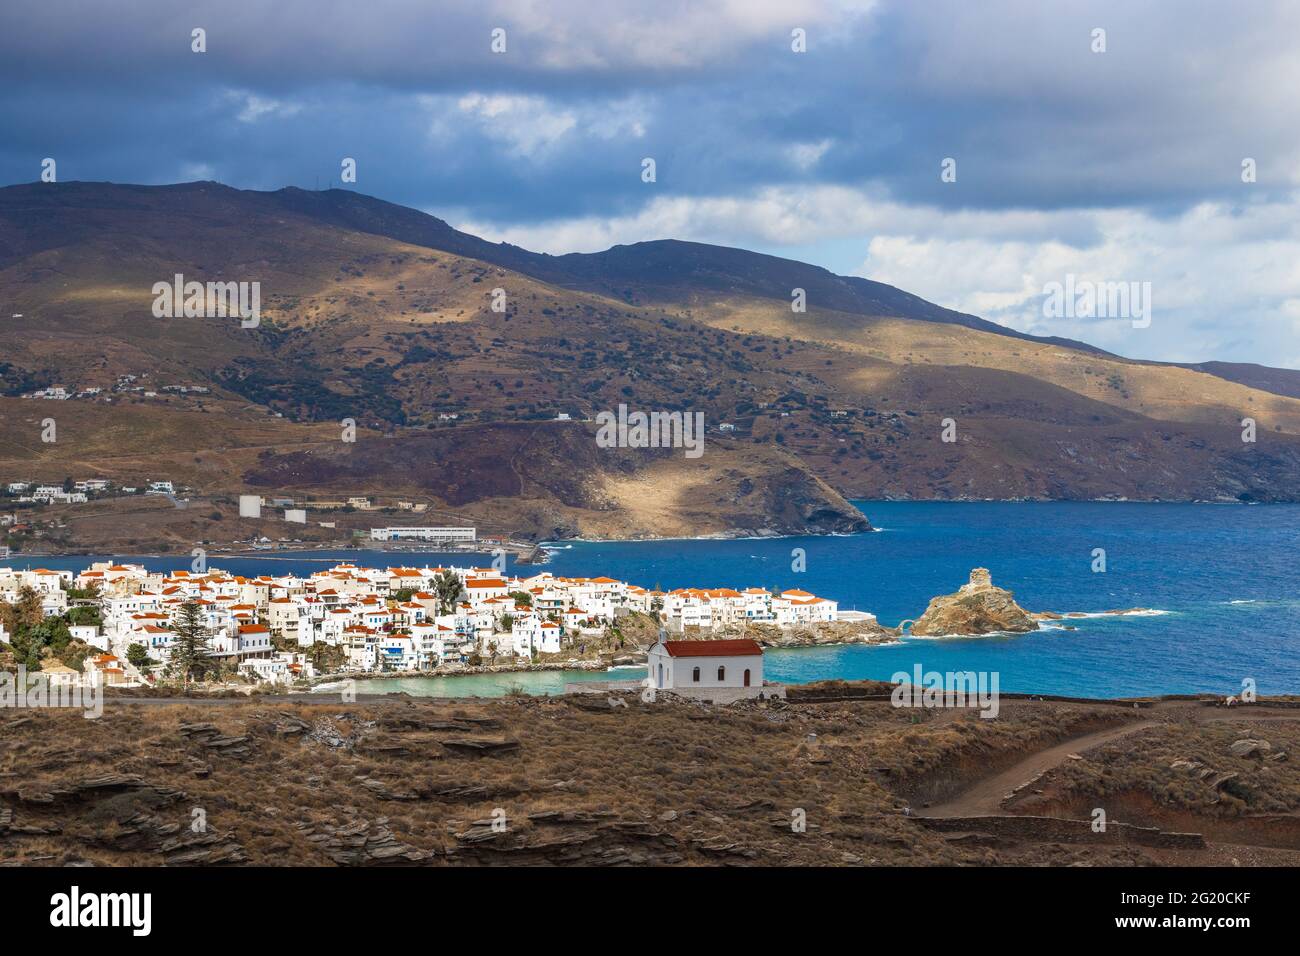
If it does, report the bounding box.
[0,0,860,83]
[226,91,303,123]
[860,198,1300,367]
[460,185,1300,367]
[453,94,577,157]
[441,92,648,158]
[786,139,832,170]
[1,0,1298,366]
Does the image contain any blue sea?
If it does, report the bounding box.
[9,501,1298,698]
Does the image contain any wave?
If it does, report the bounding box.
[904,630,1025,640]
[1057,608,1171,619]
[904,608,1171,639]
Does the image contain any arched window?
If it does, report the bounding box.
[692,666,700,682]
[717,665,726,682]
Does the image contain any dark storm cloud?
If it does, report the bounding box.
[3,0,1296,226]
[3,1,1300,367]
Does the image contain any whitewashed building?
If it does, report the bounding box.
[646,638,766,699]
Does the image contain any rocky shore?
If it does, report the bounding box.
[302,619,901,689]
[910,568,1039,637]
[672,619,901,648]
[302,576,1166,689]
[307,655,644,688]
[910,568,1160,637]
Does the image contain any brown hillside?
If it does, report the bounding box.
[2,180,1299,532]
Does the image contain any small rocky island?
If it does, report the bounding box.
[910,568,1039,637]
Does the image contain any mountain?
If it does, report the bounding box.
[263,184,1114,354]
[1174,361,1300,401]
[1,180,1299,552]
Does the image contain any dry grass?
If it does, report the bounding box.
[700,296,1300,435]
[1022,718,1300,817]
[0,694,1199,867]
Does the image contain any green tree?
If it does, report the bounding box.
[126,643,155,671]
[58,640,92,673]
[29,616,73,654]
[433,569,466,614]
[66,605,102,627]
[507,590,532,607]
[64,581,103,602]
[169,600,213,684]
[0,586,44,637]
[5,613,71,672]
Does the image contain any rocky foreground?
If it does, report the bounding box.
[4,690,1300,867]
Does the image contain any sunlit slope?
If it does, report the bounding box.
[1,180,1298,505]
[693,296,1300,435]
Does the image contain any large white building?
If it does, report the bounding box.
[369,526,476,543]
[646,638,766,699]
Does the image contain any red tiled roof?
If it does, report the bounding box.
[661,639,762,658]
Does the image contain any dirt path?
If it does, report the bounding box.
[918,720,1158,818]
[919,706,1300,819]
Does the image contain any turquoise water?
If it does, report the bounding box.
[10,501,1299,698]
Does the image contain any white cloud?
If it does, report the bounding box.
[224,91,303,124]
[459,186,1300,367]
[455,94,577,157]
[504,0,873,70]
[853,200,1300,365]
[787,139,832,170]
[179,162,216,181]
[430,93,650,158]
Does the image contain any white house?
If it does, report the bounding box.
[510,615,562,656]
[239,652,314,684]
[69,624,109,652]
[376,635,420,671]
[464,576,509,608]
[645,638,767,699]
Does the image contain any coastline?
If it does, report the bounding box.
[4,496,1280,560]
[9,502,1297,698]
[307,656,640,688]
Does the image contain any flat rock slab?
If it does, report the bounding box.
[438,737,521,756]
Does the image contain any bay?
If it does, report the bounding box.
[10,501,1298,698]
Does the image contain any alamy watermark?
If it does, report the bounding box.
[152,273,260,327]
[1042,274,1151,329]
[0,666,102,719]
[595,404,704,459]
[50,886,150,936]
[890,664,1000,718]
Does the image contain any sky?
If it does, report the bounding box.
[3,0,1298,367]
